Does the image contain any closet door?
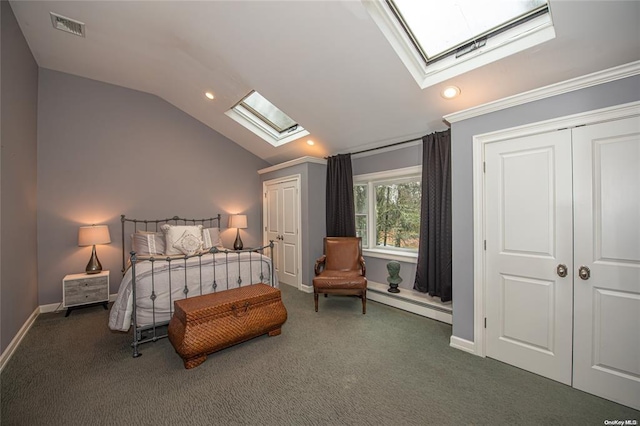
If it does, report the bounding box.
[264,177,300,288]
[572,117,640,410]
[484,130,574,385]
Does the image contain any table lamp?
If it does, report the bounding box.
[78,224,111,274]
[229,215,247,250]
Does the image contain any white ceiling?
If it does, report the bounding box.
[10,0,640,165]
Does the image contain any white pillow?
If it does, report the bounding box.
[131,232,165,256]
[202,227,224,250]
[161,224,203,255]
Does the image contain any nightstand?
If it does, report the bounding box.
[63,271,110,317]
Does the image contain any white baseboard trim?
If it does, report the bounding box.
[450,336,477,355]
[299,283,313,294]
[39,301,64,314]
[0,306,40,373]
[367,282,452,325]
[40,293,118,314]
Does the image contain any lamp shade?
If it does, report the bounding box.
[228,214,247,229]
[78,225,111,247]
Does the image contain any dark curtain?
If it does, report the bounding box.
[326,154,356,237]
[414,130,452,302]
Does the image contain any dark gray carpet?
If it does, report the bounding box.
[2,285,638,425]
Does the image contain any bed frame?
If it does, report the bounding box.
[120,215,275,357]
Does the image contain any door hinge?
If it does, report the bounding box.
[484,318,487,328]
[484,240,486,250]
[264,193,267,198]
[483,162,486,173]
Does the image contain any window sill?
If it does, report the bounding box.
[362,248,418,264]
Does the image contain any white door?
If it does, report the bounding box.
[572,117,640,410]
[485,130,574,385]
[264,177,300,288]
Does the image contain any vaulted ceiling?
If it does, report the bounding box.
[10,0,640,165]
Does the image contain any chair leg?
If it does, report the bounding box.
[362,291,367,314]
[324,294,327,297]
[314,292,319,312]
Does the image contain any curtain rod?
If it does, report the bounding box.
[325,135,424,159]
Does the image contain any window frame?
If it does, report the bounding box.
[225,90,309,147]
[363,0,556,88]
[353,166,422,263]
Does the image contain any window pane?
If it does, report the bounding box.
[354,184,368,214]
[240,91,298,133]
[356,215,368,247]
[375,180,421,249]
[392,0,547,59]
[354,184,368,247]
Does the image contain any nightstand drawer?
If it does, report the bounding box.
[63,274,109,307]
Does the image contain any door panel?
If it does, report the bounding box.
[283,186,296,236]
[500,274,555,354]
[501,149,555,257]
[283,243,297,277]
[485,130,573,385]
[572,117,640,410]
[267,188,280,238]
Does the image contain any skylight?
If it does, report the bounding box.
[364,0,555,88]
[391,0,548,63]
[226,90,308,147]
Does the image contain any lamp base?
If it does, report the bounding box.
[233,229,244,250]
[85,245,103,274]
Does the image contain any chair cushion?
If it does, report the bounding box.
[313,271,367,289]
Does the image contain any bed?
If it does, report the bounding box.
[109,215,277,357]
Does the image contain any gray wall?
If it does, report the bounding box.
[37,69,269,305]
[1,0,39,353]
[306,162,326,284]
[352,143,425,288]
[260,161,326,287]
[450,75,640,342]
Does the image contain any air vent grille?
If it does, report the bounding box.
[50,12,85,37]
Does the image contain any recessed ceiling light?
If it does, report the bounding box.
[205,92,215,100]
[307,140,315,146]
[441,86,461,99]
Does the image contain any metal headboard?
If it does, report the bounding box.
[120,214,221,275]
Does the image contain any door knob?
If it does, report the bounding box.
[578,266,591,280]
[556,264,568,277]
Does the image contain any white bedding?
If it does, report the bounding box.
[109,251,277,332]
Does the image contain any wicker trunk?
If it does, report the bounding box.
[168,283,287,369]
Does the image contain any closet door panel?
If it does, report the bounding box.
[572,116,640,410]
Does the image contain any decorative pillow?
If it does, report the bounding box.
[131,232,165,256]
[202,227,224,250]
[173,230,203,255]
[161,224,203,255]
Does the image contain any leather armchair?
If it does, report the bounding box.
[313,237,367,314]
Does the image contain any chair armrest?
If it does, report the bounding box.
[359,256,366,277]
[314,255,327,276]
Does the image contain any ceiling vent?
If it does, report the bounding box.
[50,12,85,37]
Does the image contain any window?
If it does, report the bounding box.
[354,166,421,260]
[363,0,555,88]
[225,90,309,147]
